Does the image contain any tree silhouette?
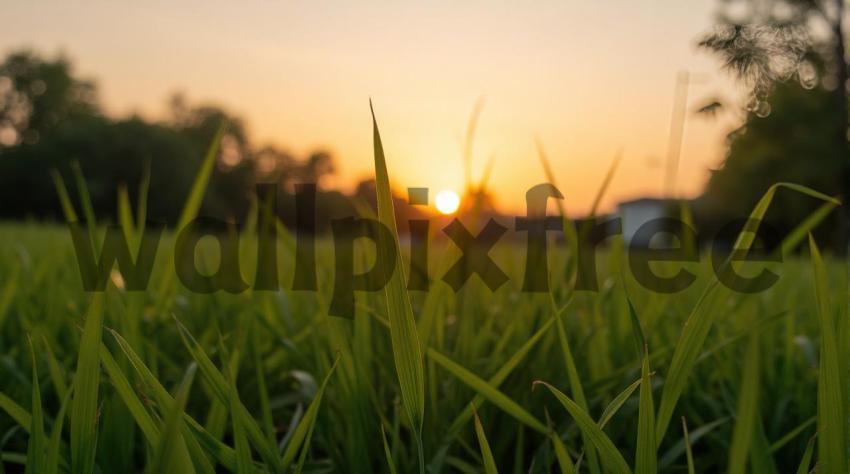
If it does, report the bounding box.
[699,0,849,248]
[0,50,97,147]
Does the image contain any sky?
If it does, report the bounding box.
[2,0,744,215]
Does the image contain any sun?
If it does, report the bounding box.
[435,190,461,215]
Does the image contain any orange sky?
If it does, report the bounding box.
[3,0,744,215]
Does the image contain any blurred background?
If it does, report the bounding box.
[0,0,846,248]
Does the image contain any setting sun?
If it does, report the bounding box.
[435,189,460,214]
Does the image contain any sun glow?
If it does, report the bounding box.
[435,190,461,215]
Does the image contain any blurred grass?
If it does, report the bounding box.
[0,115,845,472]
[0,216,845,472]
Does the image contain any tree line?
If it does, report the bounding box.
[0,49,426,231]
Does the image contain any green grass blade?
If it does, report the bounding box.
[655,183,838,443]
[727,330,760,474]
[568,376,644,470]
[172,318,281,471]
[430,316,558,471]
[768,417,815,453]
[48,168,79,222]
[0,392,31,431]
[551,433,576,474]
[534,138,578,252]
[108,328,253,473]
[749,415,778,474]
[809,234,847,471]
[156,122,226,299]
[176,123,226,232]
[70,161,98,238]
[678,200,697,258]
[147,365,197,474]
[598,377,642,428]
[635,349,656,474]
[369,103,426,463]
[24,338,45,474]
[462,97,485,192]
[446,315,556,435]
[733,183,838,251]
[589,150,621,218]
[117,184,137,247]
[778,199,838,256]
[45,389,72,474]
[249,322,276,448]
[99,346,160,444]
[221,341,253,474]
[681,418,695,474]
[471,406,498,474]
[41,336,68,402]
[102,338,209,473]
[428,348,547,433]
[381,424,398,474]
[281,357,338,469]
[657,417,727,469]
[626,298,646,358]
[534,381,631,474]
[553,300,601,474]
[69,294,104,474]
[795,435,816,474]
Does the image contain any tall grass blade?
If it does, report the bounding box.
[249,322,276,448]
[0,392,31,430]
[472,405,498,474]
[117,184,136,247]
[778,199,838,256]
[45,390,72,474]
[99,346,159,443]
[176,123,226,232]
[655,183,838,443]
[172,318,281,471]
[534,138,578,252]
[589,150,621,218]
[70,161,97,230]
[381,424,398,474]
[24,338,45,474]
[428,348,546,433]
[41,336,68,401]
[795,435,816,474]
[681,418,695,474]
[281,357,338,469]
[69,294,104,474]
[221,341,253,474]
[550,430,576,474]
[108,329,251,472]
[369,102,426,465]
[446,315,556,434]
[70,161,98,252]
[635,348,656,474]
[657,417,727,469]
[553,300,601,474]
[48,168,79,222]
[147,365,197,474]
[727,330,760,474]
[156,122,226,298]
[598,377,643,428]
[533,381,631,473]
[809,234,847,472]
[463,97,486,192]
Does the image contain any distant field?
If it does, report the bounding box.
[0,119,846,473]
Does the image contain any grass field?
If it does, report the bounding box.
[0,116,847,473]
